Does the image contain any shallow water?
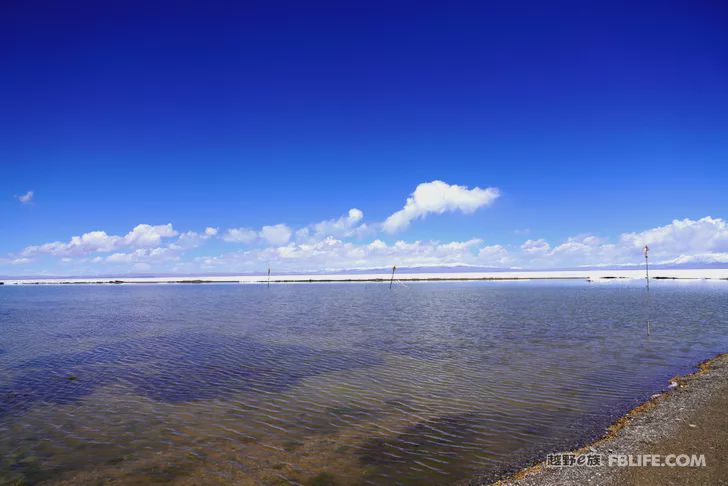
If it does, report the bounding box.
[1,280,727,485]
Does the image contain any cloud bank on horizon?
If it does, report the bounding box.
[2,180,728,275]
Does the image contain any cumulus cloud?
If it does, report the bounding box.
[219,182,499,247]
[123,224,178,248]
[170,227,219,250]
[514,217,728,267]
[222,227,258,243]
[295,208,369,242]
[5,209,728,275]
[620,217,728,258]
[198,237,490,272]
[20,224,179,258]
[222,224,294,245]
[313,208,363,235]
[106,247,178,264]
[478,244,512,266]
[223,209,367,248]
[259,224,292,245]
[21,231,115,257]
[549,235,612,259]
[520,239,551,255]
[383,180,500,233]
[17,191,34,204]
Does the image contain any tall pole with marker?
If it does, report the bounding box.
[644,245,650,336]
[389,265,397,289]
[644,245,650,291]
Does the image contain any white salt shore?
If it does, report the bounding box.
[2,268,727,285]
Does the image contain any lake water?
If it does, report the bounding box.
[1,280,727,485]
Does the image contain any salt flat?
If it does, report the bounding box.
[3,268,727,285]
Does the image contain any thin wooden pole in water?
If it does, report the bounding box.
[644,245,650,336]
[389,265,397,289]
[267,267,271,288]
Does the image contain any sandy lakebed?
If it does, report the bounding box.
[464,352,728,486]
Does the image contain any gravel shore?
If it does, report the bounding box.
[467,352,728,486]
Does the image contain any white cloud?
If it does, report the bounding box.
[295,208,369,242]
[170,227,219,250]
[106,247,178,264]
[514,217,728,267]
[5,207,728,274]
[17,191,33,204]
[521,239,551,255]
[123,224,178,248]
[222,224,294,246]
[620,217,728,258]
[20,224,178,258]
[478,244,512,266]
[549,235,610,258]
[222,227,259,243]
[259,224,292,245]
[197,237,489,272]
[383,180,500,233]
[21,231,121,257]
[313,208,363,235]
[223,209,369,248]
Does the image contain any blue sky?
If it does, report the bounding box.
[2,1,728,275]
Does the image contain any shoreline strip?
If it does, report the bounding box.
[469,351,728,485]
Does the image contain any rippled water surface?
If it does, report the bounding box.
[1,281,727,485]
